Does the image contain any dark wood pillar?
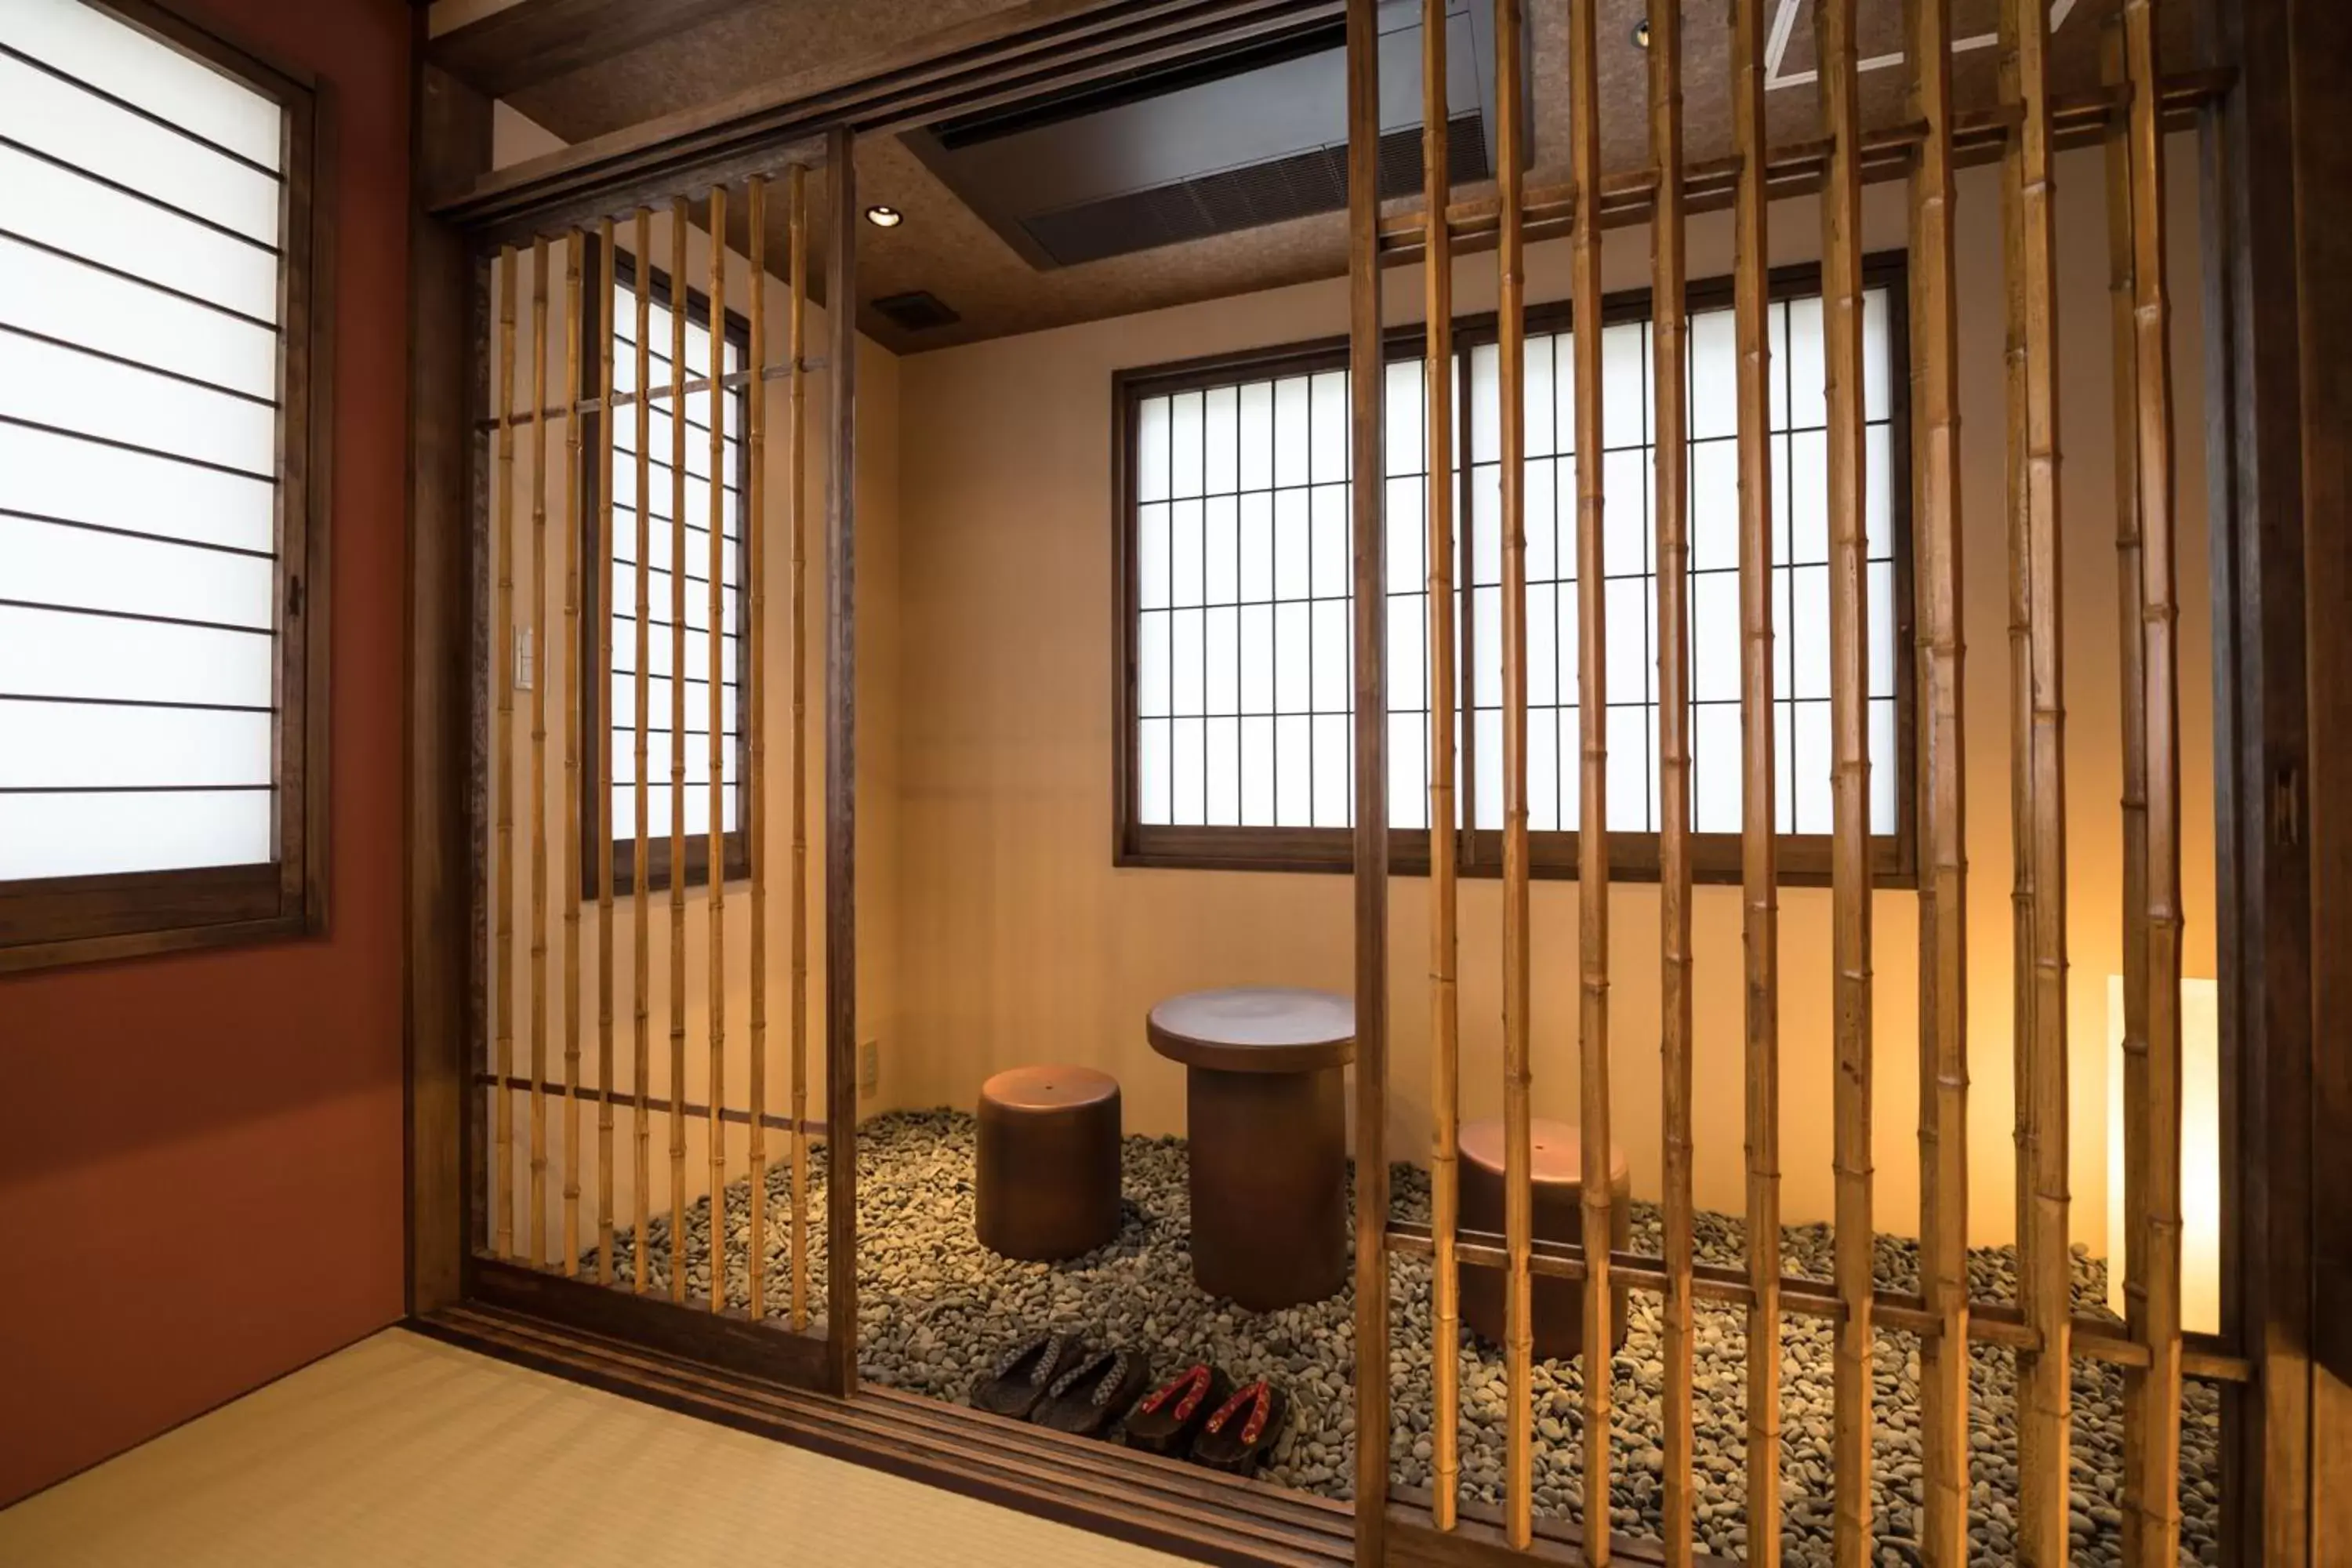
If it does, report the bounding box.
[2196,0,2350,1558]
[405,41,492,1317]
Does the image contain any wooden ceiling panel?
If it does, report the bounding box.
[493,0,2209,352]
[500,0,1032,147]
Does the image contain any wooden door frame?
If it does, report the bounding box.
[399,0,2350,1557]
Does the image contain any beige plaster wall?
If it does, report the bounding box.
[889,136,2219,1258]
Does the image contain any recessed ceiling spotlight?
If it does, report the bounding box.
[865,205,904,228]
[1633,18,1650,48]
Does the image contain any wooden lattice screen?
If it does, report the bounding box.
[472,136,860,1396]
[1348,1,2245,1565]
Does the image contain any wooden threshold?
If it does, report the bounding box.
[416,1298,1729,1566]
[466,1256,839,1392]
[1386,1488,1734,1567]
[412,1300,1355,1567]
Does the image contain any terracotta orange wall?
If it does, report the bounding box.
[891,138,2219,1258]
[0,0,412,1506]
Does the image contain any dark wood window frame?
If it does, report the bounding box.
[0,0,332,975]
[579,241,753,898]
[1111,253,1916,889]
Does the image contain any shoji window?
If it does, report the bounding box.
[0,0,325,969]
[588,249,750,894]
[1115,258,1914,884]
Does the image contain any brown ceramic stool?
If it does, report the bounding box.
[1457,1117,1632,1363]
[1147,987,1354,1312]
[975,1065,1123,1262]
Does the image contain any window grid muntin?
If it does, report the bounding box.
[1117,259,1913,882]
[590,248,751,875]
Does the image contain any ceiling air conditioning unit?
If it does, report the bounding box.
[901,0,1512,270]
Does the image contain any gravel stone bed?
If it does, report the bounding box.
[596,1109,2221,1566]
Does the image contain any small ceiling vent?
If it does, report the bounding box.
[1021,112,1487,270]
[872,290,961,332]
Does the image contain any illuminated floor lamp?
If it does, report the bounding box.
[2104,975,2221,1334]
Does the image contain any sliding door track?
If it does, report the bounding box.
[411,1302,1353,1567]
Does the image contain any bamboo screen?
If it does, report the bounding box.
[476,165,841,1345]
[1349,1,2244,1565]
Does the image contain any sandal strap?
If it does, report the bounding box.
[1089,1352,1132,1408]
[1205,1380,1269,1438]
[1047,1348,1112,1398]
[993,1335,1042,1381]
[1240,1383,1272,1445]
[1029,1334,1070,1387]
[1138,1364,1209,1418]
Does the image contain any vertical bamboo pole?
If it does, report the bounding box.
[1345,5,1390,1555]
[1905,2,1970,1561]
[529,234,551,1270]
[563,228,585,1279]
[1813,2,1873,1563]
[2003,0,2073,1559]
[1729,1,1780,1559]
[706,183,730,1315]
[746,174,771,1322]
[597,217,619,1286]
[493,243,518,1263]
[1997,0,2038,1396]
[1490,0,1534,1548]
[668,196,691,1305]
[2120,1,2185,1558]
[1569,0,1613,1556]
[2099,20,2151,1559]
[1648,2,1693,1563]
[786,164,811,1334]
[631,208,655,1295]
[1420,0,1461,1534]
[822,122,861,1395]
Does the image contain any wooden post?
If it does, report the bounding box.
[1648,2,1693,1563]
[2002,0,2073,1559]
[1730,2,1781,1560]
[1420,0,1461,1533]
[1569,0,1614,1556]
[563,227,585,1278]
[493,242,517,1264]
[746,173,771,1322]
[707,183,730,1314]
[529,234,551,1271]
[1490,0,1535,1548]
[2120,0,2186,1557]
[788,163,812,1334]
[1345,1,1389,1559]
[823,125,859,1392]
[631,206,654,1296]
[668,196,690,1305]
[597,217,619,1287]
[1906,2,1970,1561]
[1813,2,1874,1562]
[2100,19,2151,1559]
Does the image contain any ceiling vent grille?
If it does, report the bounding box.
[1018,110,1488,270]
[872,290,962,332]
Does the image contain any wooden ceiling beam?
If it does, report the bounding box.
[427,0,762,101]
[430,0,1340,245]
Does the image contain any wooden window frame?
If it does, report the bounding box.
[1111,253,1916,889]
[578,241,753,898]
[0,0,332,975]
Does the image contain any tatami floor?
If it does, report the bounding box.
[0,1328,1185,1567]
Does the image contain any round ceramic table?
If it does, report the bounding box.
[1146,986,1355,1312]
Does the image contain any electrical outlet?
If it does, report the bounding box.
[857,1038,880,1096]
